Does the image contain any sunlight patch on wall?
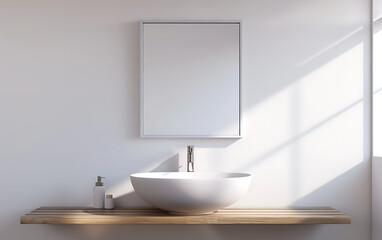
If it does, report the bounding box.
[297,43,363,134]
[236,42,364,206]
[288,42,364,202]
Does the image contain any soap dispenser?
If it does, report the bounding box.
[93,176,105,209]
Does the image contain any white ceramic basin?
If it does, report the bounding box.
[130,172,251,214]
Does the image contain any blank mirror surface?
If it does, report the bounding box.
[141,21,241,138]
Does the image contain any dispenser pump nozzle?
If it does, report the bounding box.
[95,176,105,186]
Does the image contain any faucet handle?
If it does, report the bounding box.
[187,145,194,153]
[187,146,194,172]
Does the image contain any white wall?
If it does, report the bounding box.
[374,0,382,158]
[372,0,382,239]
[0,0,371,240]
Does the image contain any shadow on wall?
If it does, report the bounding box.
[246,23,367,110]
[374,16,382,32]
[0,1,372,239]
[9,8,371,240]
[237,19,370,203]
[118,14,370,208]
[94,17,371,238]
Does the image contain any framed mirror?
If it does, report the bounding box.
[140,21,241,138]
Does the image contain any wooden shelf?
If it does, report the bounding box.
[20,207,350,225]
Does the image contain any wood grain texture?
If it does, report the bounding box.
[20,207,351,225]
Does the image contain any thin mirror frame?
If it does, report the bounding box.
[140,20,242,138]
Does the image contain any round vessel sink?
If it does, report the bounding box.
[130,172,251,215]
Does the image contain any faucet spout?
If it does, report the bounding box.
[187,146,194,172]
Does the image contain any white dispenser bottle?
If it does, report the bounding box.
[93,176,105,209]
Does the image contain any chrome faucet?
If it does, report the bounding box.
[187,146,194,172]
